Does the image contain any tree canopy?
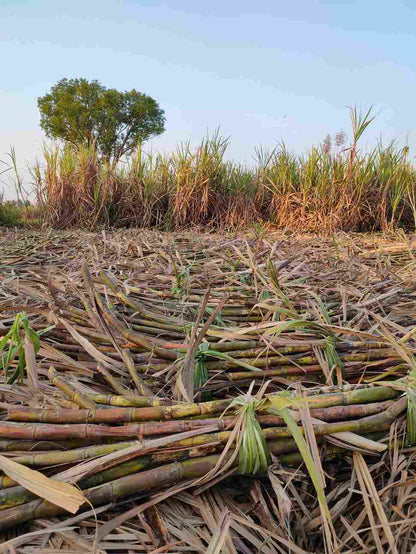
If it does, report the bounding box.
[38,78,165,160]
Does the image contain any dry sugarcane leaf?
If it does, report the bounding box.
[353,452,398,554]
[0,503,111,553]
[267,468,292,528]
[53,425,219,483]
[0,454,85,514]
[231,514,309,554]
[58,316,121,370]
[205,509,232,554]
[23,334,39,389]
[97,478,199,541]
[179,287,223,402]
[38,340,93,375]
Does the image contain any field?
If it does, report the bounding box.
[0,227,416,553]
[3,107,416,234]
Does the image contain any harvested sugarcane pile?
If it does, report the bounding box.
[0,229,416,552]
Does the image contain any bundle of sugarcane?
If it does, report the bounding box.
[0,380,408,533]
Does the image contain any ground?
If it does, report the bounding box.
[0,229,415,553]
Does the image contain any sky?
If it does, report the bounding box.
[1,0,416,197]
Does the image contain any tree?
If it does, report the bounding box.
[38,78,165,161]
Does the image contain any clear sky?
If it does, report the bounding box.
[1,0,415,197]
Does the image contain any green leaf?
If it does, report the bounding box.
[406,386,416,446]
[226,395,271,475]
[38,78,165,160]
[0,311,43,384]
[267,405,333,523]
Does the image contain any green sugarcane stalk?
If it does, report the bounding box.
[0,443,221,509]
[264,396,407,439]
[0,438,105,452]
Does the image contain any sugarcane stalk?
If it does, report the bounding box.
[82,265,179,360]
[0,457,155,510]
[0,414,398,534]
[125,316,187,334]
[296,385,400,408]
[48,367,97,410]
[6,398,232,424]
[96,364,130,395]
[265,396,407,439]
[0,400,401,499]
[0,439,83,452]
[71,325,115,345]
[0,422,142,440]
[99,270,187,330]
[6,386,399,424]
[0,475,17,489]
[129,323,184,339]
[228,365,324,380]
[0,443,221,509]
[0,411,235,440]
[88,394,170,407]
[121,348,153,396]
[204,349,400,371]
[135,363,170,374]
[12,440,138,467]
[6,399,393,468]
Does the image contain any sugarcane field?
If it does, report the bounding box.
[0,228,414,552]
[2,2,416,552]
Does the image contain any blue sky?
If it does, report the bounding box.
[1,0,415,196]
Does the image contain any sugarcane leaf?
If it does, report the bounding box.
[194,354,209,390]
[353,452,398,554]
[6,349,25,384]
[0,454,85,514]
[205,306,226,327]
[0,329,13,352]
[267,405,335,543]
[198,342,210,353]
[406,384,416,446]
[259,290,271,302]
[37,324,55,336]
[2,343,18,368]
[309,292,332,325]
[203,349,262,372]
[225,389,271,475]
[262,319,330,338]
[205,509,232,554]
[24,326,40,354]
